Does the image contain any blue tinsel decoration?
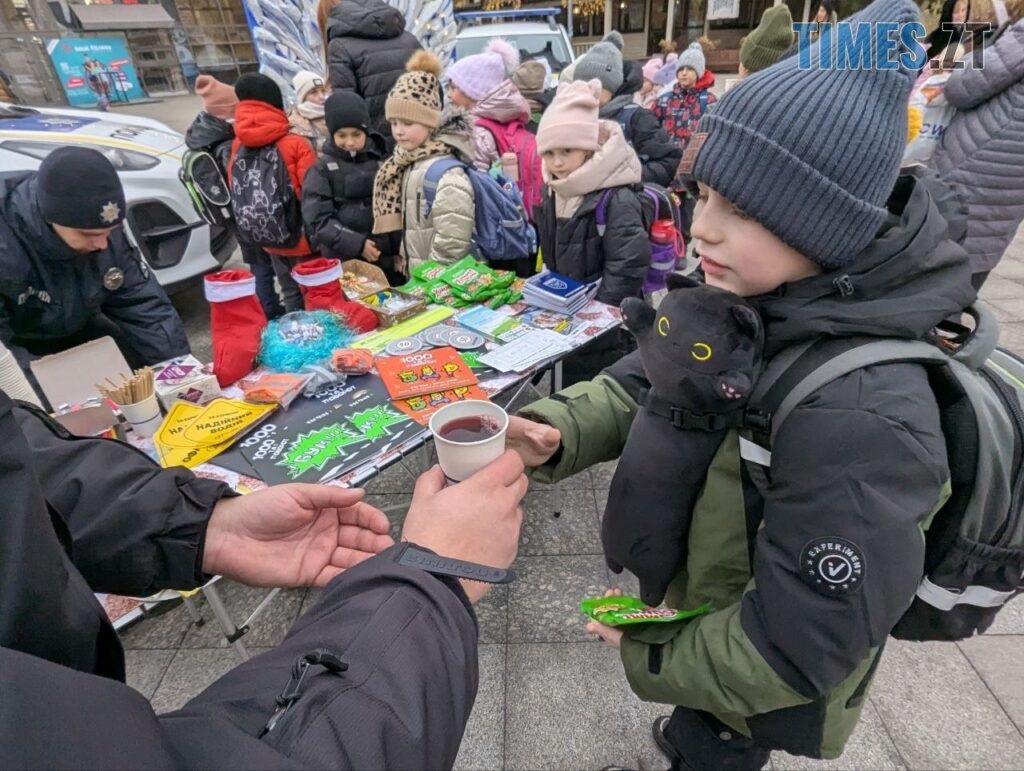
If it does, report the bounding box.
[259,310,354,373]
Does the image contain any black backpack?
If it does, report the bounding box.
[179,149,232,227]
[742,305,1024,642]
[229,142,303,249]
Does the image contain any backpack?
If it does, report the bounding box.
[421,157,535,265]
[740,305,1024,642]
[595,183,685,297]
[476,117,543,221]
[179,149,232,227]
[228,141,303,250]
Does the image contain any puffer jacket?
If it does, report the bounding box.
[469,79,531,170]
[325,0,422,142]
[535,120,649,307]
[520,172,976,760]
[930,19,1024,276]
[399,115,475,271]
[185,111,234,169]
[302,131,400,265]
[288,109,330,155]
[228,100,318,257]
[652,70,718,151]
[600,60,682,188]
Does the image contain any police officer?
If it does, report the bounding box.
[0,146,189,384]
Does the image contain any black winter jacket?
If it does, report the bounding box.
[302,132,398,261]
[185,111,234,169]
[0,173,189,373]
[325,0,422,142]
[535,185,650,308]
[0,393,480,768]
[600,61,681,188]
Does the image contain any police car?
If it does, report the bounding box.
[0,103,235,292]
[455,7,574,82]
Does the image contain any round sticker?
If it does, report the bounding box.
[799,536,865,595]
[103,267,124,291]
[422,326,454,348]
[447,331,485,350]
[385,337,423,356]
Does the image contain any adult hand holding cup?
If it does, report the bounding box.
[428,401,509,483]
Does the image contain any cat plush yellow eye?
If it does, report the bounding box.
[691,342,713,361]
[657,316,671,336]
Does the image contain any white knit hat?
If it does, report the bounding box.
[292,70,327,104]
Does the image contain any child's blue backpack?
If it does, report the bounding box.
[422,158,535,264]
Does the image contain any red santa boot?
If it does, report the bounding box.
[204,270,267,386]
[291,258,379,333]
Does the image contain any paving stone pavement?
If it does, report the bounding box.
[144,199,1024,766]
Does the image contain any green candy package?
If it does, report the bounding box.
[580,596,712,627]
[440,257,515,303]
[412,260,447,283]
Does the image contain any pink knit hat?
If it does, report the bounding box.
[195,74,238,121]
[641,57,663,83]
[536,79,601,154]
[447,38,520,102]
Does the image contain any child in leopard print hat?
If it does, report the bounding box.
[373,50,476,273]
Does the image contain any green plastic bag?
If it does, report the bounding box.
[579,595,712,627]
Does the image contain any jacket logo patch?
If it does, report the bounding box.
[800,537,864,595]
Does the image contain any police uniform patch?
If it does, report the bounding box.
[103,267,124,290]
[799,537,865,595]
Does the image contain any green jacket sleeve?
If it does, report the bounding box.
[517,372,639,484]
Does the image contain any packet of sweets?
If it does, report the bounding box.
[331,348,374,376]
[579,595,712,627]
[412,260,447,282]
[238,369,311,408]
[397,278,429,298]
[440,257,499,302]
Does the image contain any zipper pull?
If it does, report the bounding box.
[259,649,348,737]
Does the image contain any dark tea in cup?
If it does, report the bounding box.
[437,415,502,443]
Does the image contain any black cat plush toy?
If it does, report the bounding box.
[603,274,764,606]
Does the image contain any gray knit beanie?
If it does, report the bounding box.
[676,42,706,79]
[689,0,920,270]
[573,36,624,94]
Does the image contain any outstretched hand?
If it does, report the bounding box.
[203,485,394,588]
[506,416,562,468]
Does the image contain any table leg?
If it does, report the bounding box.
[202,583,249,662]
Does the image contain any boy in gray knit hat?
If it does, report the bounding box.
[507,0,976,766]
[573,31,682,187]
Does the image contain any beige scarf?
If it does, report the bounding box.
[544,121,642,219]
[373,138,450,234]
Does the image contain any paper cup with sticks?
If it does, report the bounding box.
[97,367,161,438]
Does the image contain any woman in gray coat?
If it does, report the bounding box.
[930,15,1024,288]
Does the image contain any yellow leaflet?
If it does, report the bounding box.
[154,401,205,450]
[182,399,276,446]
[155,437,235,469]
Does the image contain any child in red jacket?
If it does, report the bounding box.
[228,74,317,312]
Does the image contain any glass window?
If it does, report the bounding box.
[613,0,646,33]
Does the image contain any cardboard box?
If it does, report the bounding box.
[152,355,221,409]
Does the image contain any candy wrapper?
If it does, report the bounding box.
[440,257,515,303]
[238,369,312,408]
[331,348,375,376]
[579,596,712,627]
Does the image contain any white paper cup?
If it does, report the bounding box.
[429,401,509,483]
[119,392,162,438]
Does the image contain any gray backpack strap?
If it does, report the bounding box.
[743,339,951,468]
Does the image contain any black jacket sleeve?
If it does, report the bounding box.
[598,188,650,306]
[0,295,35,371]
[13,400,231,596]
[302,163,369,260]
[630,108,682,188]
[100,230,191,365]
[3,546,479,769]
